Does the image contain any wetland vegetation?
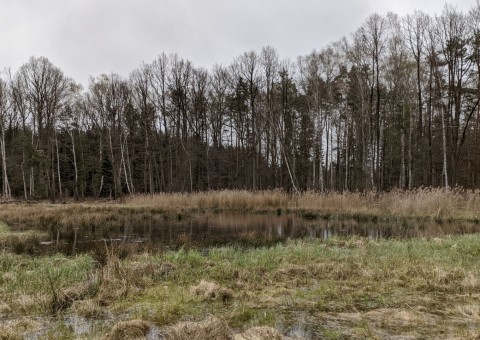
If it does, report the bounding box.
[4,1,480,338]
[1,189,480,339]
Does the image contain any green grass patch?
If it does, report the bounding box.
[2,231,480,338]
[0,252,96,315]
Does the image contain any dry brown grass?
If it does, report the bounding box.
[323,307,438,336]
[125,188,480,219]
[95,255,141,306]
[12,294,50,315]
[51,275,98,314]
[0,188,477,241]
[70,299,103,318]
[295,188,480,218]
[85,252,176,310]
[162,316,282,340]
[126,190,290,212]
[190,280,234,302]
[0,318,42,340]
[454,304,480,319]
[2,191,480,338]
[107,319,150,340]
[376,187,480,218]
[2,230,480,338]
[234,326,284,340]
[0,302,12,316]
[162,316,231,340]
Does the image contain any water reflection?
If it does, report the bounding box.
[21,213,480,254]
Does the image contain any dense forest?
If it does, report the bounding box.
[1,5,480,199]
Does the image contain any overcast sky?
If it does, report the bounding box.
[1,0,478,86]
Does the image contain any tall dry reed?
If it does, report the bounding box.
[125,188,480,219]
[125,190,290,211]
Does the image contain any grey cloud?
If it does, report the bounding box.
[1,0,477,85]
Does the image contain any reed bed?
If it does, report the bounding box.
[1,188,478,229]
[126,188,480,219]
[125,190,290,212]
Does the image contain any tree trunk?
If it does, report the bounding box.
[442,106,449,189]
[0,122,10,200]
[400,126,406,189]
[55,135,62,198]
[69,130,78,197]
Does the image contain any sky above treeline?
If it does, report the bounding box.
[1,0,478,86]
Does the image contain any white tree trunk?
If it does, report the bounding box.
[400,128,406,189]
[0,123,10,200]
[108,130,117,196]
[408,109,413,190]
[125,136,135,194]
[30,167,34,197]
[120,135,132,195]
[68,129,78,196]
[280,138,299,194]
[344,121,349,191]
[442,106,449,188]
[21,152,27,200]
[55,135,62,197]
[318,117,324,192]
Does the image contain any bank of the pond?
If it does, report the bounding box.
[2,200,480,256]
[2,188,480,224]
[0,221,48,254]
[124,188,480,220]
[2,230,480,338]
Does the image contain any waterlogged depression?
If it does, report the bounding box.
[10,212,480,254]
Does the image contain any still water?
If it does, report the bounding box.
[25,213,480,254]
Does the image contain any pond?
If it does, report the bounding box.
[12,212,480,254]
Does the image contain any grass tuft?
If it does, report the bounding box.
[234,326,284,340]
[162,316,230,340]
[107,319,150,340]
[190,280,234,302]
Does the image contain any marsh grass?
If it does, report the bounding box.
[107,319,151,339]
[126,190,290,212]
[2,235,480,338]
[0,252,95,317]
[0,317,43,340]
[2,189,480,338]
[0,222,47,254]
[104,235,480,338]
[0,189,479,246]
[162,316,230,340]
[127,188,480,219]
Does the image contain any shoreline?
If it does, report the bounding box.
[1,190,480,338]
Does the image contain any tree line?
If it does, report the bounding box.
[1,4,480,199]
